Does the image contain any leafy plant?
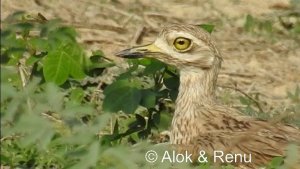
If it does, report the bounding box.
[101,58,177,142]
[1,12,113,87]
[0,12,117,169]
[244,14,274,35]
[1,11,298,169]
[0,12,178,169]
[287,85,300,103]
[244,12,300,39]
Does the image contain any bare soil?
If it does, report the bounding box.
[2,0,300,113]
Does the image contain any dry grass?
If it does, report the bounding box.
[2,0,299,114]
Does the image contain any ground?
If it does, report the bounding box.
[2,0,300,113]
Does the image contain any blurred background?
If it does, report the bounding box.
[2,0,299,107]
[1,0,300,169]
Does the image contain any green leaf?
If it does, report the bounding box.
[5,48,27,65]
[1,30,27,65]
[198,24,215,34]
[292,23,300,34]
[263,20,273,33]
[69,87,85,104]
[281,144,299,168]
[43,48,70,85]
[4,11,26,22]
[43,43,86,85]
[163,76,179,90]
[287,85,300,102]
[169,89,178,101]
[244,14,255,32]
[91,50,105,59]
[100,146,140,169]
[44,83,65,112]
[113,120,119,135]
[143,59,166,74]
[48,26,77,44]
[87,62,115,70]
[239,96,252,106]
[155,112,172,130]
[28,37,49,51]
[138,58,152,66]
[268,157,283,168]
[103,80,142,113]
[26,54,44,66]
[70,141,99,169]
[141,89,157,108]
[1,31,26,49]
[85,50,115,72]
[64,44,85,79]
[128,114,146,129]
[8,22,34,35]
[14,114,54,150]
[199,162,212,169]
[0,76,18,102]
[86,55,114,70]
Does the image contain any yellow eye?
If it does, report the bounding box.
[173,37,192,51]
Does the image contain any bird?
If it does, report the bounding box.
[115,24,300,168]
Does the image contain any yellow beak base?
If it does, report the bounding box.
[115,43,162,58]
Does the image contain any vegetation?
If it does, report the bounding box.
[1,10,299,169]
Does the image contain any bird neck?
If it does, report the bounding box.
[176,65,219,107]
[170,63,220,144]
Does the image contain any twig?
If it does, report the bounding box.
[82,1,142,21]
[0,134,21,142]
[1,18,127,34]
[18,65,27,88]
[220,72,255,78]
[246,82,256,94]
[41,112,63,124]
[83,39,125,46]
[258,68,284,83]
[143,14,158,29]
[90,81,103,103]
[131,25,146,45]
[121,15,134,28]
[18,63,33,113]
[110,116,114,135]
[37,13,48,22]
[219,85,264,113]
[72,23,127,33]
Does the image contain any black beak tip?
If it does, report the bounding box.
[115,49,144,58]
[115,49,130,58]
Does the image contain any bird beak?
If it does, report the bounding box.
[115,43,162,58]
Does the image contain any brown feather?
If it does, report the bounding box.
[163,24,300,168]
[117,24,300,168]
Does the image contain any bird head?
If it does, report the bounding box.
[116,24,222,71]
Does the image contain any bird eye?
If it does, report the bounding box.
[173,37,192,51]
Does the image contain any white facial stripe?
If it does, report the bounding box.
[154,37,172,55]
[154,37,184,59]
[168,32,195,41]
[168,31,208,49]
[153,30,213,66]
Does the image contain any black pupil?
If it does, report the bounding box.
[178,40,185,45]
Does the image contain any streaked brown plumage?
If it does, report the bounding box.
[116,24,300,168]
